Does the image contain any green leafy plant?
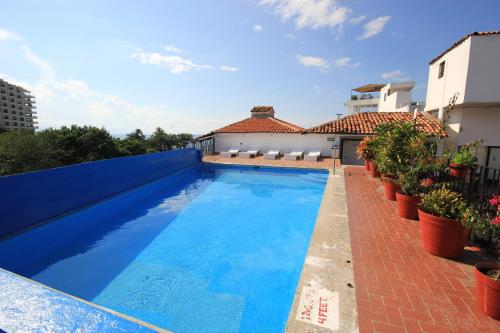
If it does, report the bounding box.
[420,188,468,221]
[356,136,377,161]
[451,147,476,166]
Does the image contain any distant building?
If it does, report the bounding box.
[345,81,424,115]
[424,31,500,167]
[0,78,38,130]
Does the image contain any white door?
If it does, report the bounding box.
[342,140,363,165]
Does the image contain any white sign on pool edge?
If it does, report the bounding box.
[296,286,339,331]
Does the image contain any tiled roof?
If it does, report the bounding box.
[305,112,445,136]
[429,31,500,64]
[215,117,304,133]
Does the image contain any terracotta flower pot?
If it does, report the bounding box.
[475,262,500,320]
[382,176,399,201]
[364,159,370,171]
[396,192,420,220]
[449,163,469,178]
[369,161,380,178]
[418,208,470,259]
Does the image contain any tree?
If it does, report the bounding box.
[117,129,148,156]
[0,130,57,175]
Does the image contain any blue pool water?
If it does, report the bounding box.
[0,164,328,332]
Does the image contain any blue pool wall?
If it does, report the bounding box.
[0,148,201,238]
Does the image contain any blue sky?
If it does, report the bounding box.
[1,0,499,134]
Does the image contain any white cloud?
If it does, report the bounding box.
[285,33,296,39]
[164,45,182,53]
[358,16,391,40]
[296,55,329,69]
[381,70,411,82]
[259,0,350,31]
[349,15,366,25]
[0,30,222,133]
[333,56,360,67]
[220,65,239,72]
[253,24,263,32]
[130,49,212,74]
[0,28,21,42]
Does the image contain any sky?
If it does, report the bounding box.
[0,0,499,135]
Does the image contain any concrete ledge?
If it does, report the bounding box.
[286,167,358,333]
[0,268,169,332]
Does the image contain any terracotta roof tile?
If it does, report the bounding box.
[214,117,304,133]
[305,112,445,136]
[429,31,500,64]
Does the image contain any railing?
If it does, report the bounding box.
[191,136,214,157]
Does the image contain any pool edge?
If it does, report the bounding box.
[0,267,171,332]
[285,166,359,333]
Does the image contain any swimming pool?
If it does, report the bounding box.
[0,164,328,332]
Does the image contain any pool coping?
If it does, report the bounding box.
[0,268,170,332]
[285,166,359,333]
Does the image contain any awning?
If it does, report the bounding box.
[352,84,385,93]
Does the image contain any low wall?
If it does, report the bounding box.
[0,148,201,238]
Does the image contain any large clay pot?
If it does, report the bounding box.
[369,161,380,178]
[475,262,500,320]
[396,192,420,220]
[449,163,469,178]
[382,176,399,201]
[418,208,470,259]
[364,159,370,171]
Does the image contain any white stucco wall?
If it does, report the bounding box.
[443,106,500,166]
[425,38,471,112]
[464,35,500,103]
[214,133,340,157]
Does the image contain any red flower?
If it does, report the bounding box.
[489,196,499,206]
[492,216,500,225]
[421,178,433,187]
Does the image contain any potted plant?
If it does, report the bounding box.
[476,262,500,320]
[417,188,472,258]
[396,170,423,220]
[366,137,381,178]
[474,195,500,320]
[356,137,372,171]
[448,141,481,178]
[373,122,403,201]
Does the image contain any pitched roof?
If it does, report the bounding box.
[215,117,304,133]
[429,31,500,64]
[305,112,445,136]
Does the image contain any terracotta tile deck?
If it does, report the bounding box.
[203,154,340,170]
[345,166,500,333]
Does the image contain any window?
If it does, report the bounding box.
[383,93,386,102]
[438,61,445,79]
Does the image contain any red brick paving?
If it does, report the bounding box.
[344,167,500,333]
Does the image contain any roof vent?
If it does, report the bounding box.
[250,106,275,119]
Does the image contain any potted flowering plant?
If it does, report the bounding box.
[417,188,473,258]
[356,137,372,171]
[474,195,500,320]
[357,136,378,174]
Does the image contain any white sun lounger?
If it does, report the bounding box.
[264,148,280,160]
[239,149,260,158]
[304,150,321,161]
[220,148,240,158]
[284,150,304,160]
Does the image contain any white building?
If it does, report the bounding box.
[199,106,442,166]
[208,106,334,157]
[0,78,38,130]
[345,82,423,115]
[424,31,500,167]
